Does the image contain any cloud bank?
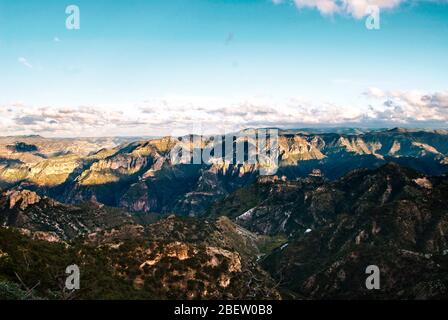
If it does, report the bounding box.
[1,88,447,137]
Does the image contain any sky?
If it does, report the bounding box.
[0,0,448,137]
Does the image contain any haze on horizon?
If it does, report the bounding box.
[1,0,448,137]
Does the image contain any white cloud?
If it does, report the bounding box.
[365,87,386,98]
[18,57,33,68]
[3,105,147,137]
[364,88,448,124]
[275,0,405,18]
[293,0,341,16]
[344,0,403,18]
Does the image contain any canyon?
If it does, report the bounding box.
[0,128,447,299]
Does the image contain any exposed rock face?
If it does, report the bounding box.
[77,154,150,186]
[18,228,62,243]
[165,241,190,260]
[56,127,448,216]
[6,142,38,153]
[0,211,280,300]
[206,246,242,273]
[0,188,133,240]
[127,238,249,297]
[27,155,83,186]
[209,175,326,236]
[414,177,433,189]
[0,135,136,160]
[1,128,447,217]
[250,164,448,299]
[5,189,41,210]
[278,135,326,164]
[0,129,448,300]
[116,216,280,299]
[0,161,447,300]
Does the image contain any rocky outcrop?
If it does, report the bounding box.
[5,189,41,210]
[0,189,133,240]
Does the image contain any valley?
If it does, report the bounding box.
[0,128,448,299]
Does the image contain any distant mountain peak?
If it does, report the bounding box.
[388,127,412,133]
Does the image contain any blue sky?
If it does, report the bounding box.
[1,0,448,136]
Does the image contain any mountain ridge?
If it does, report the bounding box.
[1,128,447,217]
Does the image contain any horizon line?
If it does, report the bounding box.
[1,126,448,140]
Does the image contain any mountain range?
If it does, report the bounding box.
[0,128,447,299]
[1,128,447,216]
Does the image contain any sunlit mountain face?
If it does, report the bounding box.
[1,0,448,301]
